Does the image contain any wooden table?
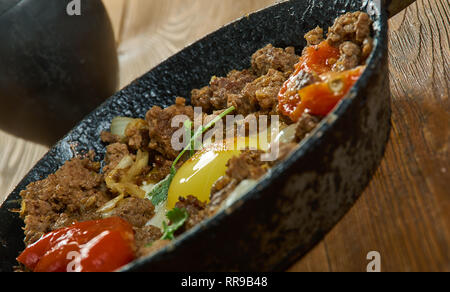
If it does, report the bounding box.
[0,0,448,272]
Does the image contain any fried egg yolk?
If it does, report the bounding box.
[167,135,269,210]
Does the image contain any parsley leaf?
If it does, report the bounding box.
[161,208,189,240]
[149,167,176,206]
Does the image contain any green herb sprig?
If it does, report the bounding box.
[184,119,195,158]
[147,106,235,207]
[161,208,189,240]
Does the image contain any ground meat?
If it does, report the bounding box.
[333,41,362,72]
[101,121,148,150]
[236,69,286,114]
[325,12,374,71]
[146,97,194,160]
[327,11,373,46]
[269,142,298,166]
[193,45,298,114]
[210,70,256,110]
[304,26,324,46]
[191,86,214,112]
[103,143,132,176]
[251,44,299,77]
[147,155,172,182]
[226,150,268,181]
[175,195,207,232]
[237,150,267,180]
[361,37,374,62]
[199,111,225,142]
[226,92,257,117]
[101,119,149,152]
[134,225,163,257]
[295,113,321,142]
[20,157,111,245]
[210,175,233,196]
[125,119,149,151]
[207,150,268,215]
[137,239,171,258]
[111,197,154,228]
[100,131,121,144]
[191,70,256,113]
[134,225,163,246]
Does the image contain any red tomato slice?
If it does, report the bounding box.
[17,217,135,272]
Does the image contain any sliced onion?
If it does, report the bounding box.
[110,117,135,138]
[146,201,168,230]
[98,194,124,214]
[122,183,147,199]
[105,153,148,199]
[141,183,167,230]
[105,155,133,194]
[140,182,156,194]
[116,155,134,170]
[272,124,297,145]
[124,150,149,181]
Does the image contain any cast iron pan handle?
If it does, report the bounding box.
[387,0,416,17]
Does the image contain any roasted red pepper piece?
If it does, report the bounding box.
[295,40,340,75]
[279,39,365,122]
[279,40,341,121]
[17,217,135,272]
[289,66,366,119]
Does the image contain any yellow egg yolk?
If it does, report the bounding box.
[167,134,269,210]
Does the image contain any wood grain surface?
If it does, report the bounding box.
[0,0,448,272]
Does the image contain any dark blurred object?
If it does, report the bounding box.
[0,0,118,145]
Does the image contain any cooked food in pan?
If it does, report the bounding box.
[16,12,374,272]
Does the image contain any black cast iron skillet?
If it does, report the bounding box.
[0,0,415,272]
